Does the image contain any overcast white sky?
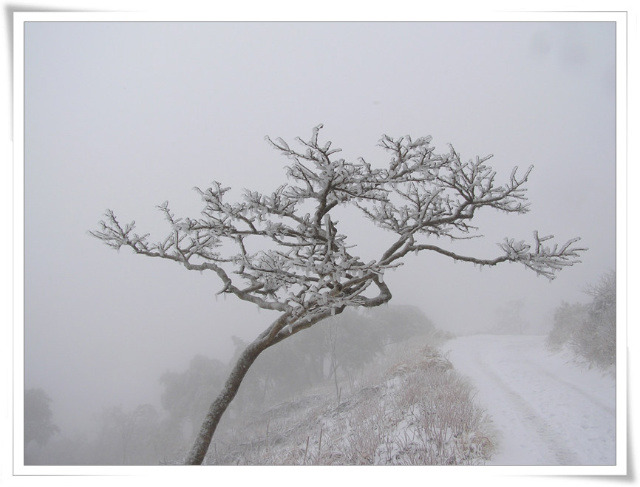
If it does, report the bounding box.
[22,19,616,435]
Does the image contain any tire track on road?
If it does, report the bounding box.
[475,354,580,465]
[522,360,615,417]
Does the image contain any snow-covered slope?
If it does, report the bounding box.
[444,334,616,466]
[207,338,495,465]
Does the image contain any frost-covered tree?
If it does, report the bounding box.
[549,271,616,369]
[576,271,616,369]
[546,301,589,351]
[91,125,585,464]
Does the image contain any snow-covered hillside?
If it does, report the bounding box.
[204,336,495,465]
[444,334,616,466]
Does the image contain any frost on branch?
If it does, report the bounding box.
[499,231,587,279]
[91,126,586,333]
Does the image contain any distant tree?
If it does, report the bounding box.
[94,404,161,465]
[570,271,616,368]
[160,355,226,438]
[92,125,585,464]
[165,305,435,426]
[24,388,59,448]
[226,335,314,414]
[326,319,343,403]
[490,298,530,334]
[321,306,435,397]
[546,272,615,369]
[546,301,588,351]
[364,304,436,345]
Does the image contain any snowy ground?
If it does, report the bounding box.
[208,338,495,465]
[444,334,616,466]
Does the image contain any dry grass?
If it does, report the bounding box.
[205,337,496,465]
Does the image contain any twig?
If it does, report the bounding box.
[316,426,323,465]
[303,436,310,465]
[265,418,270,455]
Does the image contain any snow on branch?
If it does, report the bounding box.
[499,231,587,279]
[91,126,586,320]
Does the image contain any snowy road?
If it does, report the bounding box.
[444,335,616,466]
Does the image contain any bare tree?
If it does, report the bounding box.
[91,125,585,464]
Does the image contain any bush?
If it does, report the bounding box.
[547,272,616,369]
[546,302,588,352]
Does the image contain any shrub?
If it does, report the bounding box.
[547,272,616,370]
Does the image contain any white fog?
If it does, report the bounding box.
[14,10,624,479]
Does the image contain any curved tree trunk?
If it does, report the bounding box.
[183,308,342,465]
[184,338,268,465]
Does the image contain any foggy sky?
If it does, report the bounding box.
[23,21,616,436]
